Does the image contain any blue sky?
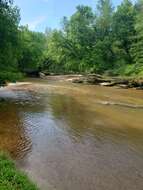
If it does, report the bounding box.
[14,0,127,32]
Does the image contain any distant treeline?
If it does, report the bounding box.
[0,0,143,83]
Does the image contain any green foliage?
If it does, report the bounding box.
[19,26,46,74]
[112,0,135,65]
[96,0,113,37]
[0,0,46,81]
[130,0,143,75]
[44,0,136,75]
[0,72,23,85]
[0,153,38,190]
[43,0,143,76]
[1,0,143,79]
[0,1,20,72]
[45,5,96,73]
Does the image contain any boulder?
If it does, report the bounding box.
[39,72,46,79]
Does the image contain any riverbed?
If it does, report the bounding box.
[0,77,143,190]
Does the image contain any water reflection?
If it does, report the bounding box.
[0,89,44,158]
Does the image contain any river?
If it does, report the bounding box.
[0,77,143,190]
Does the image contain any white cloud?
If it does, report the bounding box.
[26,16,46,30]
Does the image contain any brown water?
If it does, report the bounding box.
[0,78,143,190]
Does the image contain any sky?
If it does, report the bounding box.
[14,0,127,32]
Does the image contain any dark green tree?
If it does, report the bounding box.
[112,0,135,74]
[19,26,46,75]
[131,0,143,75]
[92,0,114,73]
[0,0,21,83]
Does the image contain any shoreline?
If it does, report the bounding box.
[1,74,143,90]
[39,73,143,90]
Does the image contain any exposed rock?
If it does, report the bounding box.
[72,78,84,83]
[39,72,46,79]
[118,84,129,89]
[38,72,143,90]
[72,74,143,89]
[100,82,116,87]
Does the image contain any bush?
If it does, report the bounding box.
[0,72,23,85]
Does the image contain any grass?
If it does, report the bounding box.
[0,153,38,190]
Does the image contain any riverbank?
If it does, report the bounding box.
[1,72,143,90]
[40,73,143,89]
[0,153,38,190]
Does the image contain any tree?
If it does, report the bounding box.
[61,5,96,72]
[96,0,113,37]
[0,0,21,83]
[45,6,96,73]
[131,0,143,74]
[112,0,135,70]
[1,0,138,77]
[19,26,46,75]
[92,0,114,73]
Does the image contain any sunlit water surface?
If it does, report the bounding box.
[0,78,143,190]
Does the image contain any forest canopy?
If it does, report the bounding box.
[0,0,143,83]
